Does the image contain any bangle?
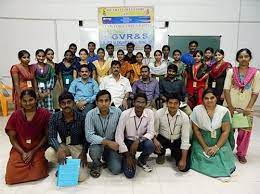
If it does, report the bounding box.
[214,144,219,151]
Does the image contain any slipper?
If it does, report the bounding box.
[90,166,101,178]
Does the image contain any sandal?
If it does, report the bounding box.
[237,155,247,164]
[90,166,101,178]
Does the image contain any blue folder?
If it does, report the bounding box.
[56,158,80,187]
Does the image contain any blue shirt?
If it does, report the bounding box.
[181,52,195,66]
[69,77,99,103]
[85,106,122,145]
[87,53,99,63]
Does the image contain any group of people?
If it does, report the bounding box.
[5,41,259,185]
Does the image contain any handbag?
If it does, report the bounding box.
[232,112,253,129]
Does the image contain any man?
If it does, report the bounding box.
[87,42,99,63]
[100,60,132,110]
[162,45,174,65]
[45,92,88,182]
[124,42,136,64]
[153,93,191,172]
[143,44,155,65]
[86,90,122,178]
[106,43,116,60]
[181,40,198,66]
[69,65,99,116]
[132,66,159,109]
[115,93,155,178]
[69,43,80,63]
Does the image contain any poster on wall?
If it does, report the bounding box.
[98,6,154,50]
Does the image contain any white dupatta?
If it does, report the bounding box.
[190,105,230,132]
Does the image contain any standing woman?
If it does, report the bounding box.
[224,48,260,164]
[130,52,144,84]
[209,49,231,105]
[172,49,187,81]
[93,48,112,84]
[58,50,77,91]
[75,48,97,80]
[148,50,167,80]
[117,49,132,80]
[34,49,55,112]
[186,50,210,109]
[204,47,216,68]
[45,48,62,111]
[5,89,50,184]
[10,50,37,110]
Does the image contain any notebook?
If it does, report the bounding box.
[56,158,80,187]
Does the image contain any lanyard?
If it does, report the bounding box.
[134,116,143,132]
[167,112,179,135]
[98,115,110,133]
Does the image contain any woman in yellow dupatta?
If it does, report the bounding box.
[130,52,144,84]
[93,48,112,84]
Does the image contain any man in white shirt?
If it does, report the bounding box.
[115,93,155,178]
[162,45,174,65]
[106,43,116,60]
[143,44,155,66]
[100,60,132,110]
[153,93,191,172]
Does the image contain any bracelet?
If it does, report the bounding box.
[214,144,219,151]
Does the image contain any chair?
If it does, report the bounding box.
[0,81,13,117]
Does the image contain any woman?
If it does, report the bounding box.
[209,49,231,105]
[224,48,260,164]
[75,48,97,80]
[204,47,216,68]
[93,48,112,84]
[5,89,50,184]
[190,89,235,180]
[10,50,37,110]
[148,50,167,80]
[33,49,55,112]
[117,49,132,79]
[45,48,62,111]
[186,50,210,109]
[172,49,186,81]
[130,52,144,84]
[58,50,77,91]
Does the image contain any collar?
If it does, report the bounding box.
[164,108,181,117]
[58,110,78,121]
[165,76,179,81]
[96,107,115,116]
[129,107,149,118]
[109,73,124,80]
[79,77,92,83]
[141,78,153,83]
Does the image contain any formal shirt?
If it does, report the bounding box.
[162,57,174,65]
[100,74,132,107]
[143,55,155,66]
[106,55,117,61]
[154,108,191,150]
[85,106,122,145]
[115,108,155,153]
[132,78,159,102]
[159,76,187,101]
[48,110,87,151]
[87,53,99,63]
[69,77,99,103]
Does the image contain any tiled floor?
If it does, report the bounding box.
[0,115,259,194]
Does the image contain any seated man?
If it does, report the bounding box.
[159,64,192,115]
[100,60,132,111]
[45,92,88,182]
[85,90,122,178]
[132,65,159,109]
[115,93,155,178]
[69,64,99,116]
[153,93,191,172]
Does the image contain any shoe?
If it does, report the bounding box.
[217,177,231,183]
[137,159,152,172]
[156,155,165,164]
[237,155,247,164]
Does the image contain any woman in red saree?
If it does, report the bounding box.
[186,50,210,109]
[209,49,232,105]
[5,89,50,184]
[10,50,37,110]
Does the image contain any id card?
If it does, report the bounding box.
[212,81,216,88]
[193,81,197,87]
[40,69,44,74]
[65,79,70,85]
[27,81,32,88]
[26,139,31,144]
[39,82,45,88]
[66,136,71,145]
[211,130,217,139]
[170,134,175,143]
[156,77,159,81]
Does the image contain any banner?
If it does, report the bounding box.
[98,6,154,50]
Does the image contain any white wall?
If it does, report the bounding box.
[0,0,259,98]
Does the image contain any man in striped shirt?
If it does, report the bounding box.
[85,90,122,178]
